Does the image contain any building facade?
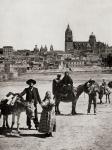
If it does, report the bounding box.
[3,46,14,57]
[65,25,107,55]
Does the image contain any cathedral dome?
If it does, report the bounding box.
[89,32,96,39]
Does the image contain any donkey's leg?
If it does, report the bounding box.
[54,97,57,114]
[54,96,57,114]
[11,114,15,130]
[106,94,107,103]
[54,96,60,115]
[17,113,20,133]
[108,94,110,104]
[55,100,60,115]
[99,93,103,104]
[71,98,77,115]
[87,96,92,114]
[2,115,6,128]
[93,97,97,115]
[6,115,10,129]
[100,97,103,104]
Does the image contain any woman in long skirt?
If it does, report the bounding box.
[39,91,56,137]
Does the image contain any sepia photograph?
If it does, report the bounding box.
[0,0,112,149]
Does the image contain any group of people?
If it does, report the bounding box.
[52,71,74,98]
[2,71,73,137]
[21,71,73,136]
[20,79,56,137]
[3,79,56,137]
[2,72,111,136]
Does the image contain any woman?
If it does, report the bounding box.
[39,91,56,137]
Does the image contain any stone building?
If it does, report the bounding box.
[3,46,13,57]
[33,45,39,54]
[65,25,107,55]
[39,45,48,55]
[14,49,31,56]
[0,48,3,55]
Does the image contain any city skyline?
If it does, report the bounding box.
[0,0,112,50]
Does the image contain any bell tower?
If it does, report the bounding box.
[65,24,73,52]
[89,32,96,53]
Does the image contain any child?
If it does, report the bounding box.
[39,91,56,137]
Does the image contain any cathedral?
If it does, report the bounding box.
[65,25,107,55]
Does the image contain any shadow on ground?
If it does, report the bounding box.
[0,127,50,138]
[56,112,88,116]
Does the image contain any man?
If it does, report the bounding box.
[102,79,106,86]
[52,74,61,97]
[87,80,97,115]
[20,79,41,129]
[101,79,107,94]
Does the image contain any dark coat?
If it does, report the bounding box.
[52,78,61,95]
[20,87,41,106]
[61,75,73,86]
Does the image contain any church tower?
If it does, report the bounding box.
[65,24,73,52]
[89,32,96,53]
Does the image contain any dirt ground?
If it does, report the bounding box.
[0,72,112,150]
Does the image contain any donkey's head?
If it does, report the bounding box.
[6,92,15,97]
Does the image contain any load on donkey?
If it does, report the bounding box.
[52,72,95,115]
[0,92,35,133]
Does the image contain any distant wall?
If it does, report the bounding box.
[14,67,27,75]
[0,64,27,82]
[0,73,9,81]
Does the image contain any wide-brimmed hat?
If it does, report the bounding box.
[26,79,36,85]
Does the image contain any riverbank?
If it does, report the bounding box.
[1,65,112,82]
[27,66,112,74]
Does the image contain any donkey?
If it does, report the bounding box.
[0,92,35,133]
[99,85,111,104]
[55,80,93,115]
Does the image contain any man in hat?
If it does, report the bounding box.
[20,79,41,129]
[52,74,61,97]
[87,80,97,115]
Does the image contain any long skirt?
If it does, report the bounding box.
[39,107,56,133]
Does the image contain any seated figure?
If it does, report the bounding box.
[60,72,74,97]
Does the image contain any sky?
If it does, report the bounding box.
[0,0,112,50]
